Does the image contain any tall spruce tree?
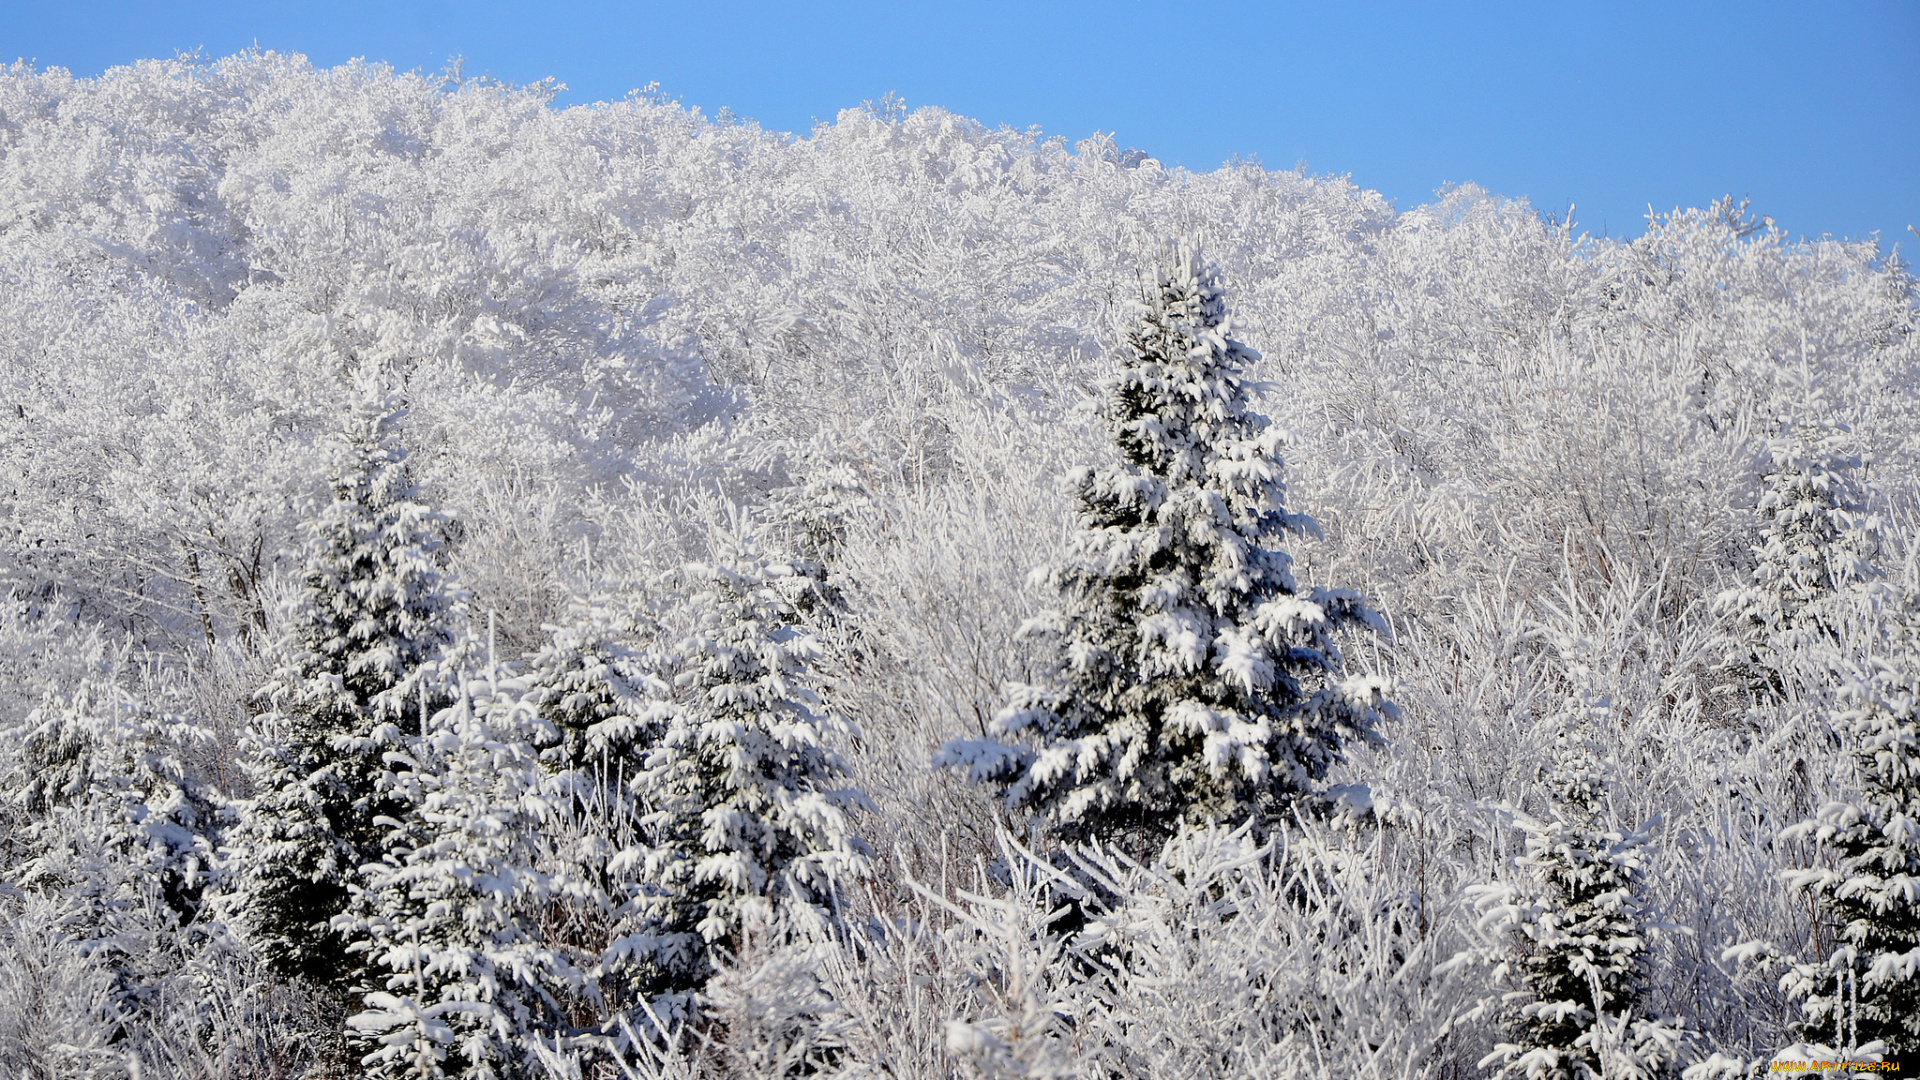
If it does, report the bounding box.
[221,397,458,996]
[520,599,679,1027]
[632,544,872,1000]
[937,243,1389,849]
[1780,617,1920,1058]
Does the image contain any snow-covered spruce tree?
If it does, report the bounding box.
[342,665,592,1080]
[634,544,873,1001]
[937,243,1390,850]
[2,670,221,1016]
[527,599,665,783]
[221,397,458,996]
[519,599,679,1024]
[1778,618,1920,1059]
[5,673,219,926]
[1469,674,1690,1080]
[773,454,871,574]
[1716,420,1881,695]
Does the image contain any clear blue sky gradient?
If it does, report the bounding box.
[4,1,1916,249]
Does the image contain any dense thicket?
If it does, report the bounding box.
[1,51,1917,1078]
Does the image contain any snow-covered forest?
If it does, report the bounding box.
[1,51,1916,1079]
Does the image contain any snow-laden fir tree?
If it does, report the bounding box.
[1716,419,1881,695]
[5,673,218,925]
[773,453,871,572]
[221,395,459,995]
[634,542,873,999]
[528,599,665,783]
[937,243,1390,849]
[1778,615,1920,1059]
[342,664,592,1080]
[2,667,221,1013]
[519,599,678,1025]
[1467,648,1690,1080]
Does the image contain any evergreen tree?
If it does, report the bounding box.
[632,544,872,1000]
[1474,742,1690,1079]
[528,600,663,784]
[773,454,870,573]
[2,669,221,1014]
[343,666,590,1080]
[768,457,868,626]
[1780,618,1920,1058]
[519,599,678,1027]
[6,674,218,925]
[1716,420,1881,694]
[1470,645,1690,1080]
[221,397,458,995]
[937,243,1389,850]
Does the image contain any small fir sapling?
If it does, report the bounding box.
[764,457,875,738]
[220,395,460,995]
[1777,617,1920,1059]
[937,243,1391,851]
[526,598,666,785]
[764,454,874,642]
[1716,420,1882,695]
[519,599,682,1026]
[5,674,219,925]
[342,663,591,1080]
[2,670,222,1018]
[1465,647,1692,1080]
[633,541,873,999]
[773,454,871,571]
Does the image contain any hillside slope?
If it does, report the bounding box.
[1,51,1916,1076]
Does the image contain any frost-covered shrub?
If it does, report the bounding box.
[0,893,136,1080]
[939,244,1391,849]
[679,825,1481,1080]
[0,647,227,1048]
[1065,825,1473,1078]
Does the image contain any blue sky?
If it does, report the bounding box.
[5,1,1916,249]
